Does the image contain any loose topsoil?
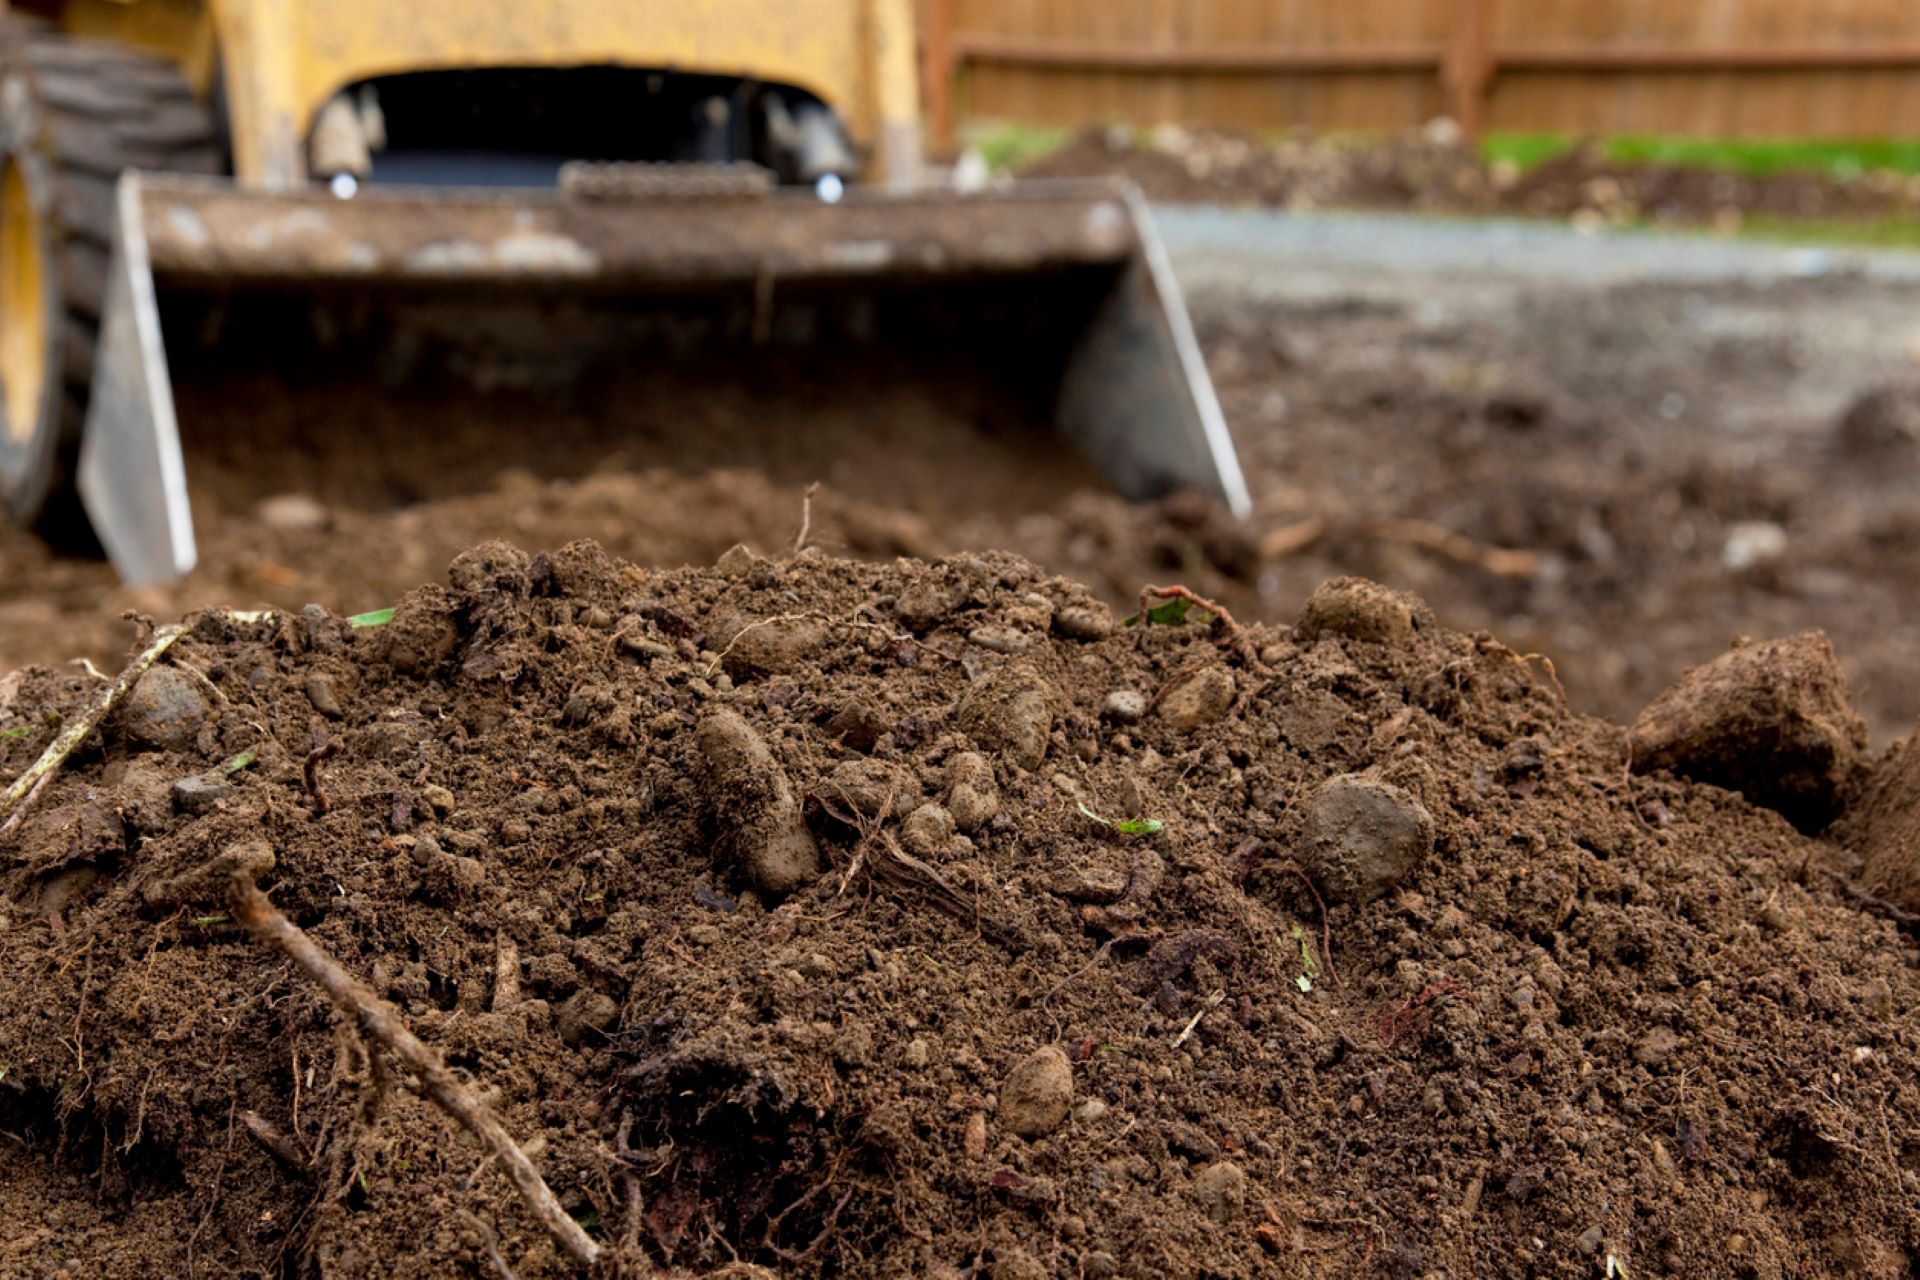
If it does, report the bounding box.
[3,542,1918,1278]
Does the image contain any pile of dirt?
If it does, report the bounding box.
[3,542,1917,1277]
[1025,125,1920,229]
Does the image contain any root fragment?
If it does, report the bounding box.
[1,623,188,834]
[226,873,602,1269]
[1136,584,1268,672]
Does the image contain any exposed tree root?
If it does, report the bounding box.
[1259,515,1542,579]
[225,873,603,1270]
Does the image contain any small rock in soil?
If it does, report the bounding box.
[998,1045,1073,1139]
[555,990,618,1047]
[122,666,209,751]
[252,492,329,532]
[960,666,1053,771]
[944,751,1001,831]
[1294,576,1424,646]
[817,758,916,821]
[1629,630,1866,832]
[1191,1161,1248,1224]
[1052,602,1114,642]
[694,709,820,894]
[1156,665,1235,731]
[1302,773,1435,904]
[303,673,345,719]
[1102,688,1147,724]
[1832,383,1920,456]
[170,774,232,816]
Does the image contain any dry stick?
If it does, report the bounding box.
[0,623,187,831]
[792,481,822,556]
[1257,514,1541,579]
[226,876,602,1270]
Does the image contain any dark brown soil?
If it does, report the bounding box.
[3,542,1919,1278]
[1024,125,1920,228]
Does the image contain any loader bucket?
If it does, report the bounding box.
[78,171,1247,585]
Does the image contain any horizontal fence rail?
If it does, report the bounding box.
[921,0,1920,148]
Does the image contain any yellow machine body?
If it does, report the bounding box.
[37,0,924,188]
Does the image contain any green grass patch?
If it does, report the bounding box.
[1725,213,1920,251]
[1483,132,1920,181]
[965,121,1074,172]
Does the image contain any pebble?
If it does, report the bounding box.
[903,1038,930,1068]
[960,668,1053,771]
[1156,665,1236,731]
[1302,773,1435,904]
[1101,689,1147,725]
[1191,1162,1248,1223]
[171,773,232,815]
[1052,603,1114,642]
[253,492,329,531]
[422,783,456,817]
[998,1045,1073,1139]
[304,673,345,719]
[967,625,1030,655]
[1071,1098,1108,1124]
[695,709,820,894]
[123,667,210,751]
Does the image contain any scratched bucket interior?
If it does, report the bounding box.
[154,263,1130,526]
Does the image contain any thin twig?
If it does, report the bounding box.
[226,875,602,1269]
[1823,869,1920,934]
[793,482,821,556]
[1173,989,1226,1048]
[1,623,187,831]
[1258,514,1541,579]
[457,1208,522,1280]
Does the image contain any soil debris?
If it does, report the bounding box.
[1629,630,1867,832]
[2,545,1919,1278]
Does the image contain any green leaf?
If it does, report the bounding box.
[1075,801,1165,836]
[1122,597,1206,629]
[217,747,259,775]
[346,607,395,628]
[1295,975,1313,993]
[0,724,33,739]
[190,914,230,928]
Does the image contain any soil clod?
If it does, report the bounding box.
[998,1045,1074,1139]
[695,708,821,894]
[1629,630,1867,832]
[1301,773,1435,904]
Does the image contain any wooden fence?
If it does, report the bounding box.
[919,0,1920,149]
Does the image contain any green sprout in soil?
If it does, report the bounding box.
[1121,597,1213,629]
[1291,923,1320,993]
[190,914,230,928]
[0,725,33,739]
[217,747,259,775]
[346,607,395,628]
[1075,801,1165,837]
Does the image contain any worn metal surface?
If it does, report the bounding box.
[133,173,1141,286]
[76,176,195,586]
[80,171,1247,583]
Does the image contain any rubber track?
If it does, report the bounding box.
[0,16,218,529]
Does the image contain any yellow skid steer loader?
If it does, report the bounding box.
[0,0,1246,584]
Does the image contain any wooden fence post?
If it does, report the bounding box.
[922,0,957,155]
[1445,0,1495,138]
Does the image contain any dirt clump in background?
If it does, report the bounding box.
[3,541,1918,1277]
[1024,123,1920,229]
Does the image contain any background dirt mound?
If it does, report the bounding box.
[3,544,1917,1277]
[1026,125,1920,227]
